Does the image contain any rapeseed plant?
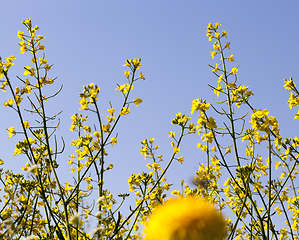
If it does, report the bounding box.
[0,19,298,240]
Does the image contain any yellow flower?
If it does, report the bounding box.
[102,123,111,132]
[212,63,219,72]
[24,66,35,76]
[22,18,32,26]
[133,97,143,107]
[79,98,89,110]
[4,98,15,107]
[191,98,210,114]
[107,108,115,116]
[202,132,214,143]
[23,121,30,129]
[123,59,131,67]
[214,84,223,97]
[218,74,224,83]
[222,30,227,38]
[20,44,27,54]
[213,42,220,51]
[110,137,117,146]
[197,143,207,153]
[284,77,295,91]
[8,127,16,139]
[44,64,51,71]
[225,147,231,154]
[227,54,234,62]
[224,42,230,50]
[39,58,47,65]
[115,83,133,93]
[132,58,141,67]
[173,146,180,153]
[140,72,145,80]
[152,162,161,171]
[15,95,23,106]
[177,156,184,164]
[17,31,24,40]
[39,44,45,51]
[215,22,221,29]
[145,196,226,240]
[210,51,217,59]
[230,67,238,75]
[146,163,152,169]
[15,87,20,94]
[206,117,217,129]
[168,131,175,138]
[124,71,130,78]
[206,29,213,41]
[120,107,130,115]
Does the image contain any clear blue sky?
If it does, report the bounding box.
[1,0,299,232]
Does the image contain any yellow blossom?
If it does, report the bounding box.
[110,137,117,146]
[227,54,234,62]
[123,59,131,67]
[212,63,219,72]
[120,107,130,115]
[173,146,180,153]
[115,83,133,93]
[210,51,217,59]
[107,108,115,115]
[4,98,14,107]
[124,71,130,78]
[15,95,23,106]
[206,117,217,129]
[168,132,175,138]
[79,98,89,110]
[24,66,35,76]
[224,42,231,50]
[197,143,207,153]
[218,74,224,83]
[140,72,145,80]
[230,67,238,75]
[44,64,51,71]
[283,77,295,91]
[39,44,45,51]
[152,162,161,171]
[133,97,143,107]
[7,127,16,138]
[102,123,111,132]
[17,31,24,40]
[225,148,231,154]
[145,196,227,240]
[177,157,184,164]
[23,121,30,129]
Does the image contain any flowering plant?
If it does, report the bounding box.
[0,19,298,240]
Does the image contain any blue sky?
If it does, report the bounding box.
[1,0,299,232]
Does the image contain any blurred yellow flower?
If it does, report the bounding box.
[145,196,226,240]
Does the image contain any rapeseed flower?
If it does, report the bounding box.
[145,196,226,240]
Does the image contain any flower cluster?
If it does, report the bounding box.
[2,18,299,240]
